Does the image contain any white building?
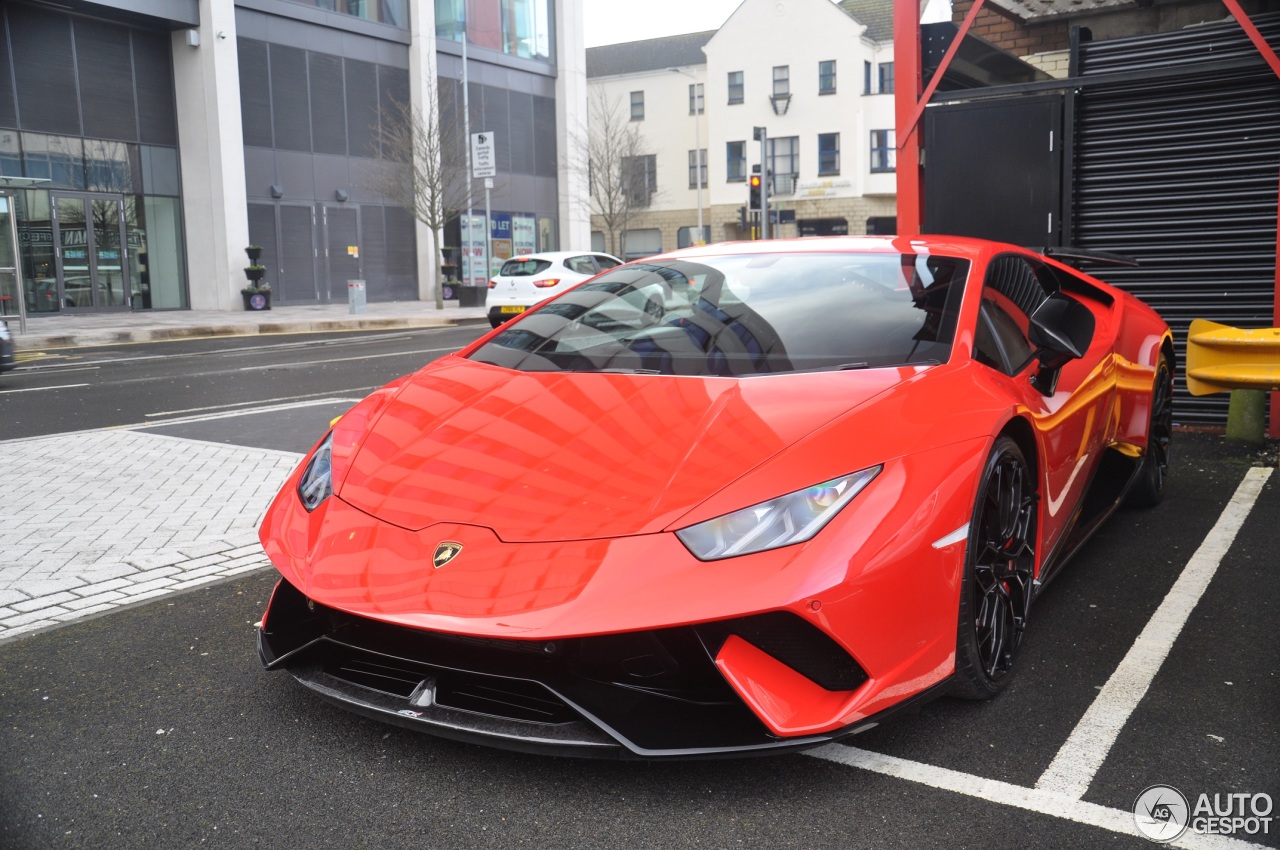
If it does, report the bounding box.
[586,0,898,259]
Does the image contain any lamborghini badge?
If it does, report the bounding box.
[433,541,464,569]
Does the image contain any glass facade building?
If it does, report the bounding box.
[0,6,186,313]
[0,0,577,315]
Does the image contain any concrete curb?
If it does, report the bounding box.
[13,313,491,351]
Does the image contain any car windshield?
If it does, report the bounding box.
[500,258,553,276]
[469,252,970,377]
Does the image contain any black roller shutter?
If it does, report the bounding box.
[280,204,316,304]
[133,30,177,147]
[345,59,378,158]
[362,204,387,298]
[309,53,346,156]
[9,5,79,136]
[0,13,19,128]
[238,39,273,148]
[270,44,311,153]
[384,205,417,301]
[532,95,556,177]
[509,91,534,175]
[481,85,510,174]
[1073,14,1280,425]
[76,19,137,142]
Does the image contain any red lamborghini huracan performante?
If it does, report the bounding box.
[257,236,1173,759]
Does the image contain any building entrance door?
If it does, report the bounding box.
[320,204,361,304]
[51,192,131,311]
[0,192,26,333]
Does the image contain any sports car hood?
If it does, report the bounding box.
[335,357,914,543]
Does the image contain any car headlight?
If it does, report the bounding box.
[297,433,334,512]
[676,467,881,561]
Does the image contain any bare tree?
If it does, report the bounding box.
[369,75,471,309]
[586,86,656,258]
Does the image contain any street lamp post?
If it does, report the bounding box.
[669,67,704,245]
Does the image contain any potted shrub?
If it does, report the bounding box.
[242,254,271,310]
[242,281,272,311]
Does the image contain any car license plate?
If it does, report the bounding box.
[500,305,526,314]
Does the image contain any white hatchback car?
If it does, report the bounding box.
[485,251,622,328]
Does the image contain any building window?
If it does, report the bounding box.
[727,71,743,104]
[434,0,544,56]
[688,149,707,189]
[630,91,644,121]
[768,135,799,187]
[677,225,710,248]
[819,60,836,94]
[772,66,790,97]
[622,154,657,205]
[726,140,746,182]
[818,133,840,175]
[622,227,661,260]
[688,83,704,114]
[878,62,895,94]
[864,61,872,94]
[870,130,895,172]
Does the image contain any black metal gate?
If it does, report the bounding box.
[924,93,1064,247]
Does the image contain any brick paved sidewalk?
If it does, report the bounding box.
[1,429,301,642]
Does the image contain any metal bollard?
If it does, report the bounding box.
[347,279,366,314]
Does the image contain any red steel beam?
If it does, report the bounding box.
[1219,0,1280,436]
[894,0,987,235]
[893,0,923,235]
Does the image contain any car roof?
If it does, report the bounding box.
[505,250,621,263]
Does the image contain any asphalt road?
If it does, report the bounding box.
[1,326,488,445]
[2,330,1277,849]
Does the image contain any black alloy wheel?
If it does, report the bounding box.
[1126,354,1173,508]
[952,435,1039,699]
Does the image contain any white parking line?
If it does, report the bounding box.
[807,745,1266,850]
[807,464,1274,848]
[237,346,459,371]
[0,382,90,394]
[1036,466,1273,799]
[146,391,372,419]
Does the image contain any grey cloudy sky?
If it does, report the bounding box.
[582,0,743,47]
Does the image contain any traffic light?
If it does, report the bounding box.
[748,167,762,212]
[737,206,748,230]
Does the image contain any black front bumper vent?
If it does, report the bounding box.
[259,577,869,759]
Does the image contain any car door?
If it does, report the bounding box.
[972,254,1117,562]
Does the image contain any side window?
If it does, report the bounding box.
[974,256,1046,376]
[567,256,596,275]
[592,254,621,271]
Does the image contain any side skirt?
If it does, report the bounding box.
[1034,445,1143,595]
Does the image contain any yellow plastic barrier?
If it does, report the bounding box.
[1185,319,1280,396]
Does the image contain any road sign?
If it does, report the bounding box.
[471,132,496,179]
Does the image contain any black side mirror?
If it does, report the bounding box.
[1028,293,1095,395]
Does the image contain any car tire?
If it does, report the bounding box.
[1125,354,1173,509]
[952,435,1038,700]
[488,315,504,329]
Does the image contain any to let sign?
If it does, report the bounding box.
[471,132,496,178]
